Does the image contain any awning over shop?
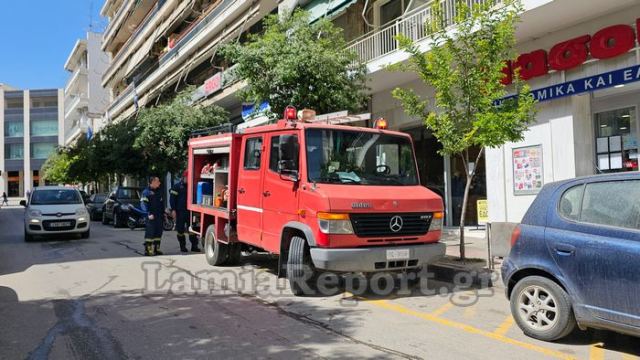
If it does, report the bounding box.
[305,0,357,23]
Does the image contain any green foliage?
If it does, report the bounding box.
[134,88,229,175]
[41,149,73,184]
[391,0,536,156]
[222,9,368,115]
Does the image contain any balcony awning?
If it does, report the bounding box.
[124,28,159,78]
[305,0,358,23]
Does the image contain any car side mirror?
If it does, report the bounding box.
[19,200,27,207]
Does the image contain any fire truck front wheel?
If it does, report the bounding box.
[287,236,318,296]
[204,225,228,266]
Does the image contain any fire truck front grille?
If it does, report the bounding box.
[350,213,432,238]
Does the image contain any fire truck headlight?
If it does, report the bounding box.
[430,212,444,231]
[317,213,354,234]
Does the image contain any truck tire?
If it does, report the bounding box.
[204,225,228,266]
[510,276,577,341]
[226,243,242,265]
[287,236,318,296]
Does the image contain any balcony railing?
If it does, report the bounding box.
[347,0,500,64]
[104,0,134,43]
[107,84,134,116]
[65,65,87,93]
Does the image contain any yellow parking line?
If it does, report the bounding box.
[366,299,576,360]
[589,343,604,360]
[431,301,455,317]
[493,316,515,336]
[622,353,640,360]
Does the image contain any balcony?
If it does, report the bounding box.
[64,65,88,94]
[103,0,158,54]
[64,94,89,120]
[347,0,500,66]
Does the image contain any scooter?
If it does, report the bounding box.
[126,205,175,231]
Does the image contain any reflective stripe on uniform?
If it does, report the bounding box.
[170,190,179,195]
[141,197,149,202]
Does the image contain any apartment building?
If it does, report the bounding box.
[63,32,110,146]
[100,0,279,124]
[0,85,64,198]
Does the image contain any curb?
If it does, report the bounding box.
[427,262,501,288]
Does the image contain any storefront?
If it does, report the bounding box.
[487,10,640,223]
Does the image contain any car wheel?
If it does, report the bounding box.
[24,228,34,242]
[511,276,576,341]
[101,211,109,225]
[287,236,318,296]
[81,229,90,239]
[204,225,228,266]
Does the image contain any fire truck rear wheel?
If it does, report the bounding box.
[204,225,228,266]
[226,243,242,265]
[287,236,318,296]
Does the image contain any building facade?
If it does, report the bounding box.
[63,32,110,146]
[0,85,64,198]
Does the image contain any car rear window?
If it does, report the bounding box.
[558,185,584,221]
[581,180,640,230]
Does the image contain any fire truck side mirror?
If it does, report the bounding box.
[278,160,299,182]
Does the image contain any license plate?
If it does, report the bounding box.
[50,222,71,227]
[386,249,410,260]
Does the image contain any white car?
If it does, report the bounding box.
[22,187,91,241]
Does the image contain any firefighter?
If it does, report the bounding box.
[141,176,164,256]
[170,170,200,253]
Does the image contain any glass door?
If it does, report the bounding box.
[594,107,639,173]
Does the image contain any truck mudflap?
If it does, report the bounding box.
[309,242,446,273]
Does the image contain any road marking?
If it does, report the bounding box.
[364,299,576,360]
[431,302,455,317]
[493,316,515,336]
[589,343,604,360]
[622,353,640,360]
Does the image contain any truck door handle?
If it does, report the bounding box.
[238,188,245,194]
[554,243,576,256]
[263,191,271,197]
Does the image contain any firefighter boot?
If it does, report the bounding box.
[189,235,201,252]
[153,241,163,256]
[177,234,188,253]
[144,242,154,256]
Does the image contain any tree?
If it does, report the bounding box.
[98,117,148,184]
[41,149,73,184]
[222,9,368,116]
[390,0,536,260]
[134,88,229,175]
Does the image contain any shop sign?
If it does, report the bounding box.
[496,64,640,105]
[502,20,640,84]
[512,145,544,196]
[191,72,223,103]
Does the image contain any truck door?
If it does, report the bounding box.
[236,136,265,246]
[261,132,301,253]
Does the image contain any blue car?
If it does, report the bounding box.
[502,172,640,341]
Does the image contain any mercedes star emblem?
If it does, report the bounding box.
[389,215,403,232]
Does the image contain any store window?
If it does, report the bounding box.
[5,144,24,160]
[31,120,58,137]
[4,121,24,137]
[595,107,639,172]
[31,143,56,159]
[7,171,20,197]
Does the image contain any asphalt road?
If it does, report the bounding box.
[0,207,638,360]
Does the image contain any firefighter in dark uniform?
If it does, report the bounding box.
[170,170,200,253]
[141,176,164,256]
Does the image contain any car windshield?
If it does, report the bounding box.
[94,195,106,203]
[117,188,140,200]
[305,129,419,186]
[31,190,83,205]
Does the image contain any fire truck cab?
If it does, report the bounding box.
[187,107,445,295]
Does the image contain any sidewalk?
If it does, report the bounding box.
[441,226,489,261]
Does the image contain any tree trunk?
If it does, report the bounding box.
[459,172,473,261]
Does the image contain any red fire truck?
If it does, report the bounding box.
[187,107,445,295]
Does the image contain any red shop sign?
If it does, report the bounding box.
[203,72,222,96]
[502,19,640,85]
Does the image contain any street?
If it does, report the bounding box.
[0,207,638,360]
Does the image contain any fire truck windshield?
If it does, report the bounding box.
[305,129,419,186]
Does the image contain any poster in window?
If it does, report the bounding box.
[512,145,544,195]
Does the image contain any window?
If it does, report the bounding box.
[5,122,24,137]
[269,135,299,172]
[31,143,56,159]
[243,137,263,170]
[558,185,584,221]
[117,188,140,200]
[31,120,58,136]
[581,180,640,230]
[595,107,638,172]
[5,144,24,160]
[31,190,82,205]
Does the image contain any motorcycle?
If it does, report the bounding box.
[125,205,175,231]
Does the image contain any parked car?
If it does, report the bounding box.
[102,187,142,228]
[79,190,90,204]
[502,172,640,341]
[86,193,108,221]
[21,186,91,241]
